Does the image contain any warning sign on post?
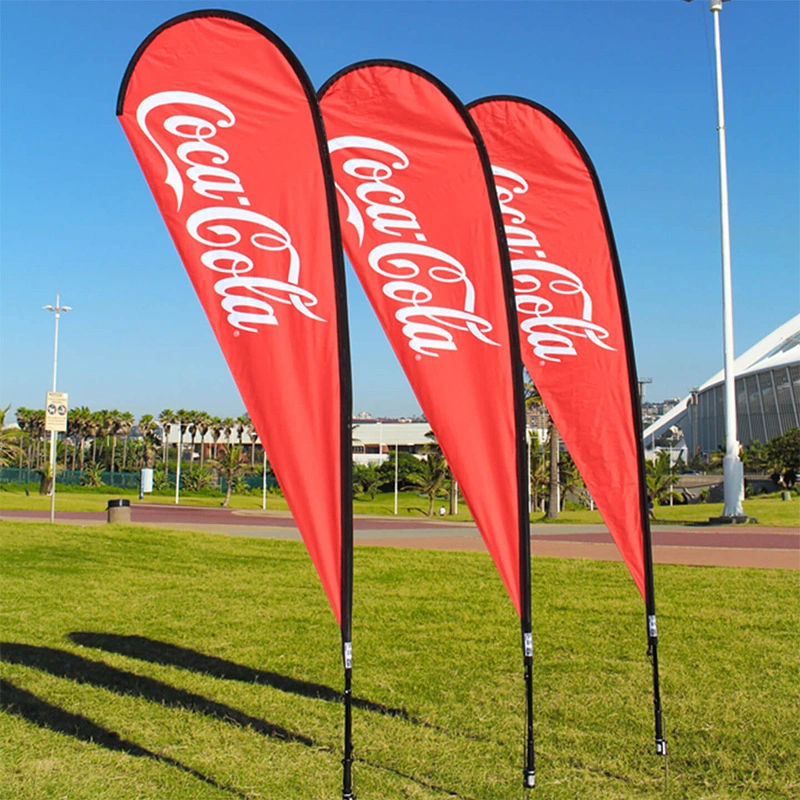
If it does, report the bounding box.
[45,392,69,432]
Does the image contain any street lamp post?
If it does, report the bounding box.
[394,442,399,515]
[686,0,744,519]
[709,0,745,519]
[43,292,71,524]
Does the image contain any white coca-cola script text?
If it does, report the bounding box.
[328,135,499,358]
[492,165,615,362]
[136,90,324,332]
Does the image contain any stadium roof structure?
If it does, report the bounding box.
[644,314,800,453]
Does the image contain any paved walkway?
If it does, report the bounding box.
[3,505,798,570]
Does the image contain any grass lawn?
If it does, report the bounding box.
[1,521,797,799]
[1,485,798,526]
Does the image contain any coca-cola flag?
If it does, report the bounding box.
[468,97,650,598]
[319,63,529,617]
[117,11,353,629]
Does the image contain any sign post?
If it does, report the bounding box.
[45,391,68,523]
[139,467,154,500]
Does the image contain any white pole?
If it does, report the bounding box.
[526,428,532,514]
[710,0,744,518]
[43,292,70,524]
[393,442,399,515]
[174,424,182,504]
[262,449,267,510]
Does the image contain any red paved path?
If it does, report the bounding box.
[3,505,797,570]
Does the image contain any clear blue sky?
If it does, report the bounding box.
[1,0,797,423]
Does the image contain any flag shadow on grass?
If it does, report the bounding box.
[0,678,249,798]
[0,642,314,747]
[0,633,472,800]
[69,631,421,725]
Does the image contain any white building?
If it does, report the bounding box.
[644,315,800,456]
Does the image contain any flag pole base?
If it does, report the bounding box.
[656,738,667,756]
[523,769,536,789]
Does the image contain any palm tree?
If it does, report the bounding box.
[353,463,383,499]
[0,405,24,467]
[208,416,223,459]
[30,409,46,469]
[557,451,585,511]
[158,409,175,469]
[421,430,458,515]
[195,411,212,468]
[99,409,120,472]
[211,444,249,508]
[525,377,560,520]
[245,416,259,467]
[646,451,681,516]
[407,450,449,516]
[221,417,235,450]
[528,429,548,513]
[15,407,33,468]
[69,406,91,470]
[138,413,157,468]
[118,411,135,471]
[235,414,248,448]
[87,410,104,466]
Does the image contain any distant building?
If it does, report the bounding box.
[644,315,800,456]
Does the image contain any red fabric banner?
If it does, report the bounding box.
[320,63,528,616]
[118,11,351,626]
[469,97,647,597]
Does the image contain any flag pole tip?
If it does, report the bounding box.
[656,739,667,756]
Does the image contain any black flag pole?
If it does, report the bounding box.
[472,110,537,791]
[520,424,535,790]
[338,331,355,800]
[593,136,666,762]
[315,69,356,797]
[631,364,666,759]
[627,341,666,760]
[334,201,355,800]
[342,640,354,799]
[641,489,666,757]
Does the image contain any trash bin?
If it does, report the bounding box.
[107,498,131,524]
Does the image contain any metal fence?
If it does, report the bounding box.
[0,468,279,493]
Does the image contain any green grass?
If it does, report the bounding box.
[2,485,799,527]
[1,522,797,799]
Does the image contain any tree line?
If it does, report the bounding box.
[9,407,262,475]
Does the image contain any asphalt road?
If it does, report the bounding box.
[3,504,798,570]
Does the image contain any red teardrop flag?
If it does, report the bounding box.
[469,97,649,598]
[469,96,666,758]
[319,63,529,618]
[117,11,352,630]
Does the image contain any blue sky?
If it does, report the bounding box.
[1,0,797,422]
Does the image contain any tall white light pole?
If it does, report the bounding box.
[685,0,744,518]
[43,292,71,523]
[710,0,745,518]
